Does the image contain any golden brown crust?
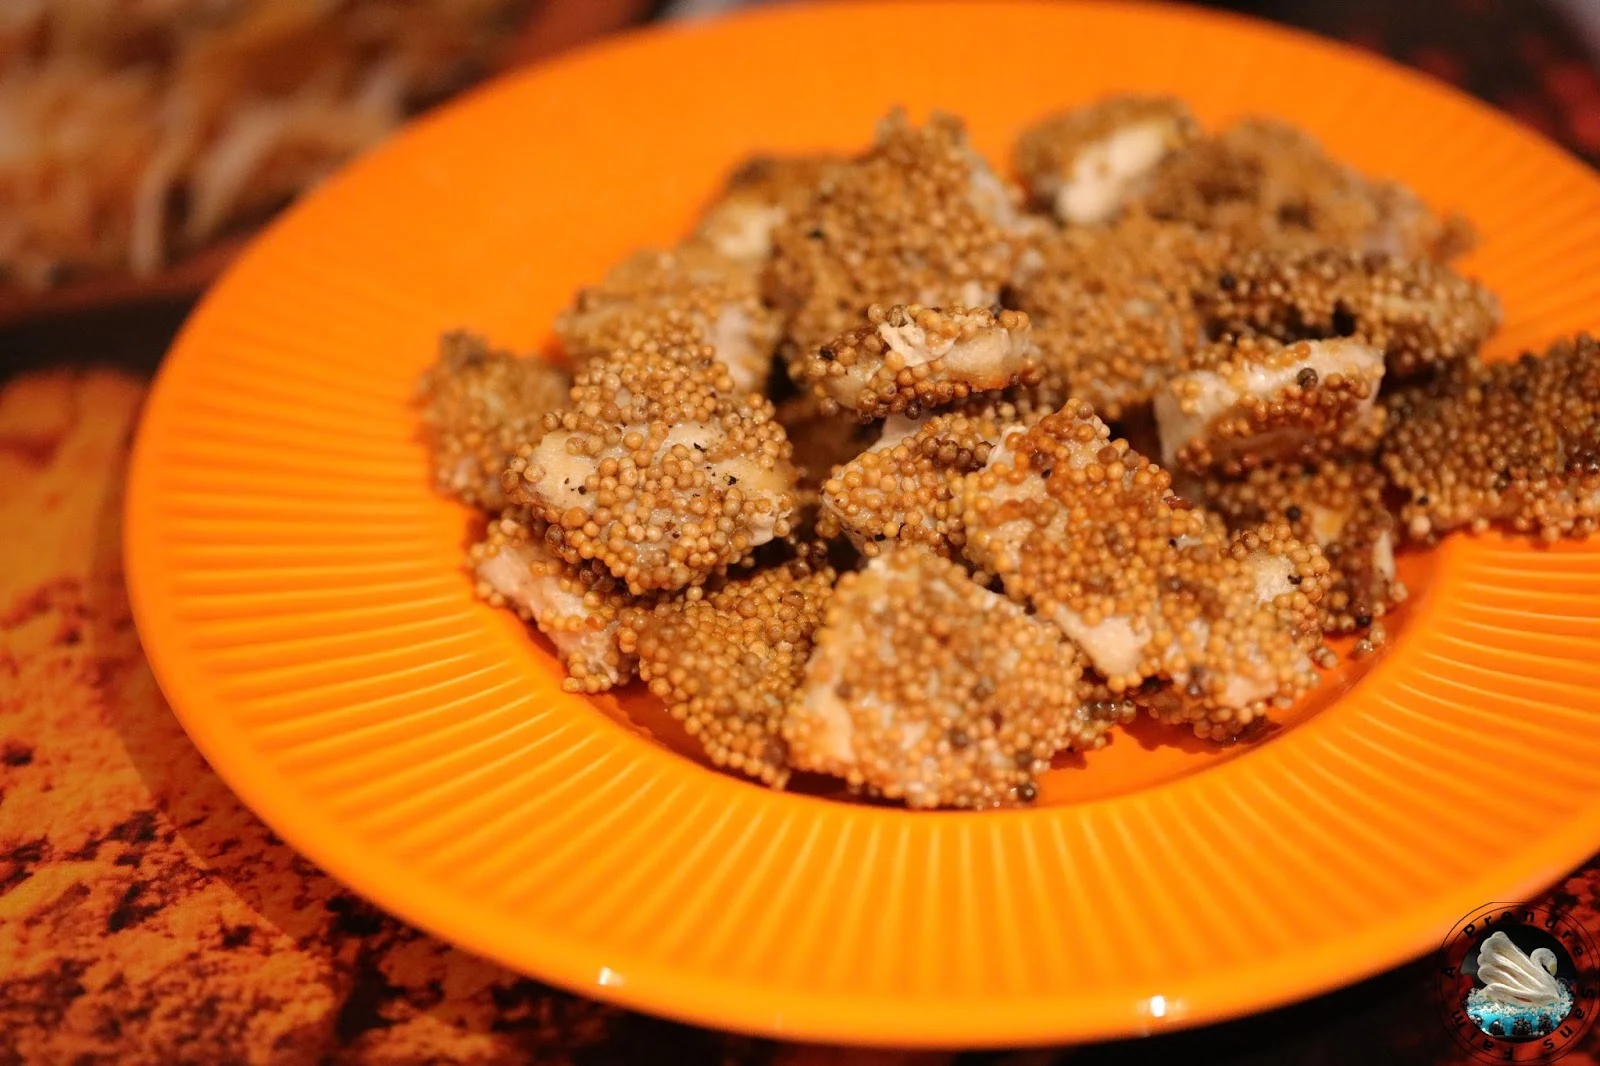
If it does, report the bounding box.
[1227,521,1333,647]
[622,551,836,787]
[786,546,1108,809]
[1382,336,1600,542]
[1155,336,1386,475]
[795,303,1040,419]
[1204,461,1406,634]
[1140,118,1475,261]
[503,327,799,594]
[1196,244,1500,378]
[415,330,570,511]
[1015,95,1198,224]
[691,153,842,264]
[1009,214,1228,419]
[817,396,1046,559]
[555,245,779,392]
[766,109,1026,350]
[1076,672,1144,729]
[961,400,1324,738]
[468,508,645,693]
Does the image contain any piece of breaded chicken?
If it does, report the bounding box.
[961,400,1326,738]
[786,546,1115,808]
[415,330,570,511]
[1015,95,1199,225]
[555,245,780,393]
[1227,521,1333,649]
[1205,461,1403,634]
[1382,335,1600,542]
[622,549,836,787]
[794,303,1040,419]
[1154,336,1385,475]
[469,509,641,693]
[767,109,1029,350]
[692,153,841,264]
[1008,214,1229,419]
[1140,118,1476,261]
[504,325,800,594]
[1197,244,1500,379]
[817,395,1046,558]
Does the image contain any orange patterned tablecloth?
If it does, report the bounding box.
[2,364,1598,1064]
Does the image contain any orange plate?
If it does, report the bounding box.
[125,0,1600,1048]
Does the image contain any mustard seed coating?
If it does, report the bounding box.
[622,551,837,787]
[961,400,1321,738]
[556,245,780,393]
[1206,461,1405,633]
[1154,336,1386,475]
[1009,214,1229,419]
[1227,521,1333,648]
[767,109,1027,350]
[1077,672,1143,730]
[1138,523,1332,732]
[469,509,644,693]
[692,153,842,264]
[415,331,570,511]
[1381,335,1600,542]
[1015,95,1199,225]
[1141,118,1475,261]
[797,303,1040,419]
[786,546,1108,809]
[1197,244,1501,378]
[817,397,1045,558]
[503,331,800,594]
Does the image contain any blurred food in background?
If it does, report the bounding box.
[0,0,532,292]
[3,0,1595,325]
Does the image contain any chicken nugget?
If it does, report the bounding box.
[1015,95,1198,225]
[1205,461,1404,634]
[818,396,1045,558]
[505,329,799,593]
[787,546,1112,808]
[1197,244,1499,378]
[768,109,1028,350]
[692,152,841,264]
[1154,336,1385,475]
[470,509,642,693]
[796,303,1040,420]
[1141,118,1475,261]
[623,550,836,787]
[962,400,1324,738]
[1382,335,1600,542]
[416,330,569,511]
[1009,214,1228,419]
[556,244,779,393]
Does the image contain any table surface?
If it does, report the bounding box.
[6,0,1600,1060]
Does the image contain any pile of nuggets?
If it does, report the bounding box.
[417,98,1600,809]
